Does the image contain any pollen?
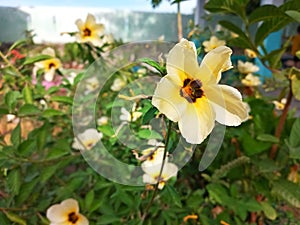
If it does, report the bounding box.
[180,78,204,103]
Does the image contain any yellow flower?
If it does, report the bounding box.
[272,98,287,110]
[202,36,226,52]
[237,60,259,74]
[241,73,261,87]
[152,39,248,144]
[75,13,105,47]
[46,198,89,225]
[111,77,126,92]
[244,48,257,58]
[72,128,102,151]
[142,162,178,189]
[35,47,61,82]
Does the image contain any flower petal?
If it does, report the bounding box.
[47,199,79,223]
[199,46,232,83]
[178,97,215,144]
[152,75,187,122]
[166,38,200,84]
[85,14,96,28]
[75,19,84,31]
[92,24,105,36]
[76,214,89,225]
[204,84,249,126]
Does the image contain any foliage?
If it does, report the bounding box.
[0,1,300,224]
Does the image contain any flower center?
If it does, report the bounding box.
[48,62,56,69]
[180,78,204,103]
[68,212,79,224]
[83,28,91,37]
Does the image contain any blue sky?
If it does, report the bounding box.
[0,0,196,14]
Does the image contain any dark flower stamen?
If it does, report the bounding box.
[180,78,204,103]
[68,212,79,224]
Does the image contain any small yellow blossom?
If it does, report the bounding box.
[142,162,178,189]
[85,77,99,94]
[120,106,142,122]
[244,48,257,58]
[241,73,261,87]
[202,36,226,52]
[46,198,89,225]
[272,98,287,110]
[152,39,248,144]
[34,47,61,82]
[72,128,102,151]
[97,116,108,126]
[75,13,105,47]
[111,77,126,92]
[237,60,259,74]
[288,165,299,183]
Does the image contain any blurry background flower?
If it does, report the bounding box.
[244,48,257,58]
[46,198,89,225]
[120,106,142,122]
[75,13,105,47]
[142,162,178,189]
[111,77,126,91]
[273,98,287,110]
[97,116,109,126]
[237,60,259,74]
[85,77,100,94]
[241,73,262,87]
[202,36,226,52]
[72,128,102,151]
[34,47,62,82]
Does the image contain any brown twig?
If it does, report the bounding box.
[269,85,293,159]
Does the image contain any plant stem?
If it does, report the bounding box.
[0,51,24,78]
[141,120,173,221]
[269,85,293,159]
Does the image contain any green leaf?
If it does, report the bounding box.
[85,190,95,211]
[16,178,39,206]
[256,134,279,143]
[3,211,26,225]
[18,139,36,156]
[255,17,292,46]
[22,85,33,104]
[241,132,271,156]
[0,107,9,116]
[51,96,73,105]
[291,73,300,101]
[46,146,69,160]
[272,180,300,208]
[10,122,21,146]
[18,104,40,116]
[248,5,286,24]
[5,91,20,112]
[42,109,64,118]
[289,117,300,147]
[137,129,162,140]
[22,55,52,65]
[260,202,277,220]
[8,39,27,52]
[142,106,158,125]
[139,58,166,76]
[98,125,115,136]
[164,185,182,208]
[207,183,230,205]
[96,215,120,225]
[219,20,250,45]
[7,169,21,196]
[285,10,300,22]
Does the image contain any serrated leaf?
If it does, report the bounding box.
[3,211,26,225]
[248,5,286,24]
[272,180,300,208]
[260,202,277,220]
[7,169,21,196]
[256,134,279,143]
[51,96,73,105]
[18,104,40,116]
[22,85,33,104]
[22,55,52,65]
[139,58,166,76]
[42,109,64,118]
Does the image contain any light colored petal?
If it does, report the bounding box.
[42,47,56,57]
[44,68,55,82]
[47,199,79,223]
[199,46,232,83]
[75,19,84,31]
[76,214,89,225]
[178,97,215,144]
[166,38,200,85]
[142,173,157,184]
[85,14,96,28]
[204,84,249,126]
[162,162,178,179]
[91,24,105,36]
[152,75,187,122]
